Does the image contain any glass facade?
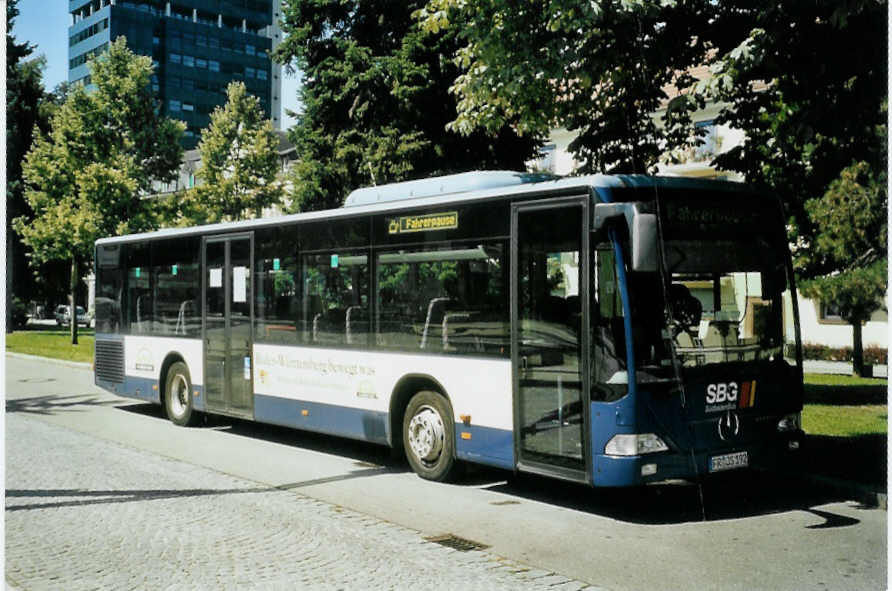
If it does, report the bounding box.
[68,0,279,148]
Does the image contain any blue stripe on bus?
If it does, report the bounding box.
[105,375,161,404]
[454,424,514,470]
[253,394,390,445]
[101,375,206,411]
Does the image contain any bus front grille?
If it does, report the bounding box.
[95,339,125,384]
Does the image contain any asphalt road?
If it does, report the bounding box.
[5,354,887,590]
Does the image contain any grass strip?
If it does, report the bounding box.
[6,330,94,364]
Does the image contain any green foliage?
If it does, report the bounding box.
[10,298,29,330]
[417,0,711,173]
[799,159,887,333]
[174,82,285,225]
[274,0,538,212]
[801,344,888,366]
[804,161,887,270]
[6,0,56,306]
[17,38,184,263]
[695,1,887,274]
[800,260,887,325]
[14,38,184,342]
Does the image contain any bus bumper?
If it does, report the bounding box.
[592,431,803,487]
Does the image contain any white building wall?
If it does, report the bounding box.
[797,292,888,349]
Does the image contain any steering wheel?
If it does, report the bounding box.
[667,284,702,333]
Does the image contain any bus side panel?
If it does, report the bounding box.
[252,344,514,468]
[120,336,204,408]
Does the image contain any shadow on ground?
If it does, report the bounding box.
[798,433,886,486]
[804,382,888,405]
[6,394,119,415]
[115,402,879,526]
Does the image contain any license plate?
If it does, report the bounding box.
[709,451,748,472]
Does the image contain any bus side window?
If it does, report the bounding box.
[151,237,200,337]
[301,252,369,346]
[125,242,152,334]
[375,242,508,356]
[592,245,627,401]
[254,227,299,344]
[96,244,124,334]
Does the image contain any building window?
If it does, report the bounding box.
[169,100,181,112]
[170,53,181,64]
[818,301,846,325]
[182,55,194,67]
[182,103,194,112]
[182,78,194,90]
[246,44,256,55]
[257,69,268,81]
[152,35,160,45]
[209,60,220,72]
[534,144,556,173]
[694,120,721,161]
[196,34,207,47]
[209,37,219,49]
[196,58,207,69]
[245,67,256,78]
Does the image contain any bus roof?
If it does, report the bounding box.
[96,173,749,245]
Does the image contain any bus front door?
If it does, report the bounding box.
[511,198,590,483]
[203,234,254,419]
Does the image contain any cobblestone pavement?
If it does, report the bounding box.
[6,413,603,591]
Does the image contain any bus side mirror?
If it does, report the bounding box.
[593,203,658,273]
[630,213,658,273]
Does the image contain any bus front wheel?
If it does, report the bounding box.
[403,391,458,482]
[165,361,198,427]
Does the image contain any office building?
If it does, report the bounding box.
[69,0,283,147]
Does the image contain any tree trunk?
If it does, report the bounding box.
[70,256,79,346]
[851,317,864,377]
[6,233,14,333]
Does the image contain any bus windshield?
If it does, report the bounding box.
[658,235,791,368]
[629,208,795,380]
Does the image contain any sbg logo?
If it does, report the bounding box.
[706,382,738,404]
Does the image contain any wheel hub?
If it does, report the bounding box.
[169,375,188,417]
[408,406,445,463]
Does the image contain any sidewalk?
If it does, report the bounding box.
[804,359,888,377]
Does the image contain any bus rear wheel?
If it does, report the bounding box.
[165,361,198,427]
[403,391,458,482]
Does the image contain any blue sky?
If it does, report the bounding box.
[12,0,301,128]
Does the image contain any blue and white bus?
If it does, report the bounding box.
[93,172,804,486]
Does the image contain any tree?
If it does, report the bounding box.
[173,82,285,225]
[695,1,887,275]
[416,0,712,173]
[800,162,887,376]
[274,0,538,213]
[694,2,887,374]
[15,38,184,344]
[6,0,52,330]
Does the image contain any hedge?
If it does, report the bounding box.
[801,343,888,365]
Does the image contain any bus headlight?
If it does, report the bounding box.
[605,433,669,456]
[777,413,801,432]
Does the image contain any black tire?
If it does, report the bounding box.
[403,391,458,482]
[164,361,198,427]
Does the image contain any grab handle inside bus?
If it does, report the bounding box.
[592,203,658,272]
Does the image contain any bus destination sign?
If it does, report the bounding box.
[387,212,458,235]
